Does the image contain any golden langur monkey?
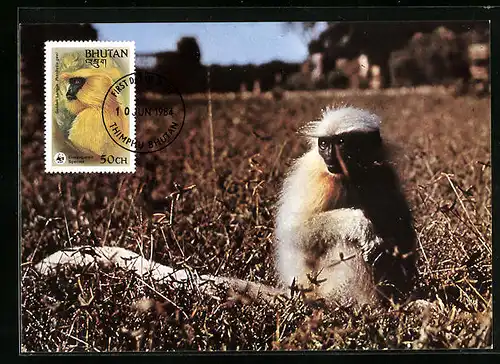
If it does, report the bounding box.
[60,67,129,157]
[275,107,417,306]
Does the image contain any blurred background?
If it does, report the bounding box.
[20,21,490,103]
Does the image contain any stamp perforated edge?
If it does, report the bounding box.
[44,40,136,174]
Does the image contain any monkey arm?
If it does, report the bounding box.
[301,208,384,263]
[276,208,382,306]
[303,209,384,305]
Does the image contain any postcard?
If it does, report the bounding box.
[20,18,491,352]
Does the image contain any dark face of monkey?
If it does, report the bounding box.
[66,77,86,101]
[318,131,383,175]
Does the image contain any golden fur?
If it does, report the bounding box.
[60,67,129,157]
[286,150,348,223]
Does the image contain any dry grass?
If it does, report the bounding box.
[20,88,491,351]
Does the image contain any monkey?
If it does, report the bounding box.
[275,106,417,306]
[60,67,129,157]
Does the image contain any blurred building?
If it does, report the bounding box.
[468,43,490,95]
[307,21,490,90]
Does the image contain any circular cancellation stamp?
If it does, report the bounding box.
[101,70,186,154]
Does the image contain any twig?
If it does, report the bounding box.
[443,173,491,255]
[464,278,489,308]
[117,182,140,246]
[103,177,127,246]
[207,65,215,173]
[268,141,287,182]
[135,276,187,318]
[59,330,101,352]
[416,226,431,273]
[57,182,72,248]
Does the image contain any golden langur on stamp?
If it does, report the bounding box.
[61,67,129,157]
[45,41,135,173]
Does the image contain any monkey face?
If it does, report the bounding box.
[318,135,345,174]
[66,77,86,101]
[318,131,382,175]
[61,69,120,116]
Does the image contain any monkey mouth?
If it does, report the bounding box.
[326,159,343,175]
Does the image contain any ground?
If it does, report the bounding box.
[21,87,491,351]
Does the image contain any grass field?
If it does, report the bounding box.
[21,88,491,351]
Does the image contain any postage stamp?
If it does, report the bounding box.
[44,41,136,173]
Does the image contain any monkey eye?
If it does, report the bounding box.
[337,137,345,145]
[318,139,328,150]
[70,77,85,85]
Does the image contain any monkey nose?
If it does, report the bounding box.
[326,159,342,174]
[327,165,342,174]
[66,93,77,101]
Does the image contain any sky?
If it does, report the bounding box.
[93,22,328,66]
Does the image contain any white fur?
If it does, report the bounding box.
[301,106,381,140]
[275,150,322,286]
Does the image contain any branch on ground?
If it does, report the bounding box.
[34,245,289,305]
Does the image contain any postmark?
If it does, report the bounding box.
[44,41,136,173]
[101,70,186,154]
